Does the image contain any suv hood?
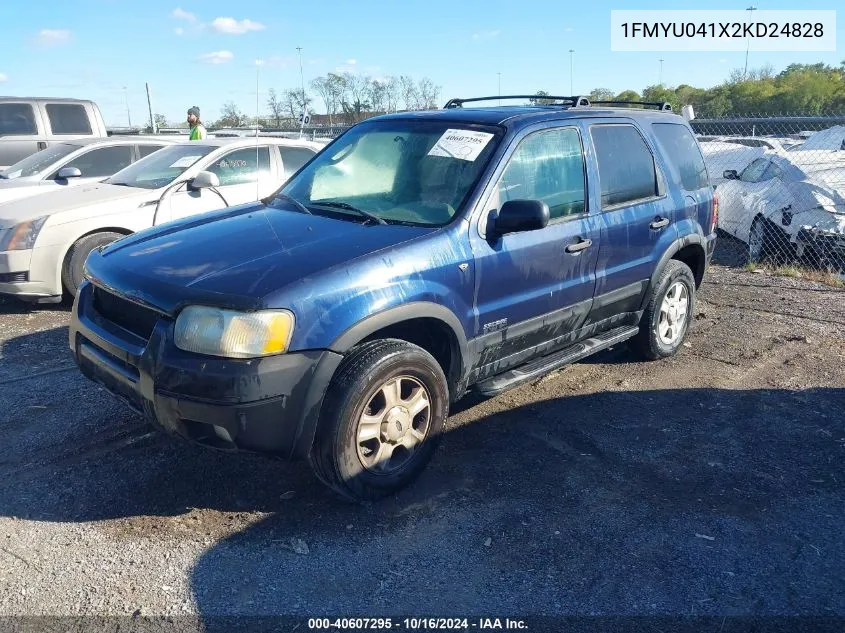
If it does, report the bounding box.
[0,182,151,228]
[86,203,435,314]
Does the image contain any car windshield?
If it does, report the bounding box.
[0,143,79,179]
[106,144,214,189]
[274,120,502,226]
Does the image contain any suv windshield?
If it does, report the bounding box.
[275,120,502,226]
[0,143,79,179]
[106,144,214,189]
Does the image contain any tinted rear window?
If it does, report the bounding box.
[591,124,659,208]
[280,146,316,178]
[46,104,93,135]
[0,103,37,135]
[652,123,709,190]
[138,144,165,158]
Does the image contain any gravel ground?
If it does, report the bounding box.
[0,265,843,626]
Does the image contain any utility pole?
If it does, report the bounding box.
[145,83,155,134]
[256,59,263,134]
[296,46,306,139]
[497,72,501,106]
[743,5,757,79]
[123,86,132,128]
[659,58,664,86]
[569,50,575,95]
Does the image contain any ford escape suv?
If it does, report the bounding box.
[70,95,717,501]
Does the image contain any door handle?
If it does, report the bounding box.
[649,217,670,230]
[565,238,592,253]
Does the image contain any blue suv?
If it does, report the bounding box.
[70,96,717,500]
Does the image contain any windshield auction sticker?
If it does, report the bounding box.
[611,10,836,51]
[428,130,494,161]
[169,156,201,168]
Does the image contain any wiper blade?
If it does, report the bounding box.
[276,193,312,215]
[313,200,387,225]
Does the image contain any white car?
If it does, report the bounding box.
[0,137,322,302]
[699,137,788,186]
[716,152,845,269]
[0,136,178,204]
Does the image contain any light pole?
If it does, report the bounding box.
[743,5,757,79]
[659,58,664,86]
[255,59,263,133]
[122,86,132,128]
[569,50,575,95]
[296,46,306,138]
[497,72,501,105]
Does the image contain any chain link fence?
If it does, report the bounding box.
[691,113,845,281]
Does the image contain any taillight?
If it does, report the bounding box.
[710,191,719,234]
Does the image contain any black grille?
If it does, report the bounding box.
[0,271,28,283]
[93,287,162,340]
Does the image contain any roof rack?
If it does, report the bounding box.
[590,100,673,111]
[443,95,592,109]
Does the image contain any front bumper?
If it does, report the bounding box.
[69,281,342,459]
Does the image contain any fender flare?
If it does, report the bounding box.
[642,234,706,309]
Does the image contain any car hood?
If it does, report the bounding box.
[0,182,151,228]
[85,203,436,314]
[0,183,49,205]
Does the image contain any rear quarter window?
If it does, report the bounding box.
[651,123,709,191]
[45,104,93,135]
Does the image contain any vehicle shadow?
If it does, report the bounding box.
[0,324,842,618]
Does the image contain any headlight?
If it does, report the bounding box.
[0,217,48,251]
[174,306,294,358]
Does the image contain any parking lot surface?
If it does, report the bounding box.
[0,265,843,620]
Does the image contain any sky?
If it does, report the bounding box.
[0,0,842,127]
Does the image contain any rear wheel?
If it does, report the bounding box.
[309,339,449,501]
[61,232,125,299]
[630,259,695,360]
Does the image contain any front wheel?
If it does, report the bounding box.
[630,259,696,360]
[62,232,125,299]
[309,339,449,501]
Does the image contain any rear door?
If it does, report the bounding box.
[0,102,43,167]
[469,124,601,376]
[583,119,679,324]
[278,145,318,181]
[166,145,274,222]
[47,145,134,186]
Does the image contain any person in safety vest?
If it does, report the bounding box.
[187,106,207,140]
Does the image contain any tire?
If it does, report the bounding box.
[629,259,696,361]
[61,232,125,298]
[309,339,449,502]
[748,216,792,265]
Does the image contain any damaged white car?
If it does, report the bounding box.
[716,152,845,271]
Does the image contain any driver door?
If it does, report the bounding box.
[163,145,274,223]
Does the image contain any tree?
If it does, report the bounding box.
[368,78,388,114]
[614,89,641,102]
[399,75,420,110]
[217,101,245,127]
[341,73,371,123]
[154,113,168,129]
[384,76,401,113]
[642,84,680,111]
[528,90,555,105]
[267,88,285,127]
[417,78,441,110]
[589,88,615,101]
[282,89,314,122]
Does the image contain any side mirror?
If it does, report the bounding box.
[57,167,82,180]
[188,170,220,191]
[723,169,739,180]
[494,199,550,236]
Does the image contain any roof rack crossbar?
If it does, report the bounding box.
[443,95,591,109]
[590,100,673,111]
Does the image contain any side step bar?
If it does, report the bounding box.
[473,325,640,397]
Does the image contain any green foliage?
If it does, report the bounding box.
[594,61,845,117]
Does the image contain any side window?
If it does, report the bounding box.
[45,104,93,135]
[138,144,165,159]
[761,161,782,181]
[497,127,586,220]
[651,123,709,191]
[55,146,133,178]
[739,158,770,183]
[279,147,316,178]
[207,147,271,186]
[591,124,659,208]
[0,104,38,135]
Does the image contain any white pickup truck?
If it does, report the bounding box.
[0,98,108,169]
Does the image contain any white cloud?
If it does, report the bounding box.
[719,58,728,63]
[0,73,7,82]
[335,64,357,74]
[35,29,71,46]
[211,17,265,34]
[564,27,574,33]
[172,7,196,22]
[346,59,357,65]
[472,29,500,41]
[174,27,184,35]
[198,50,233,65]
